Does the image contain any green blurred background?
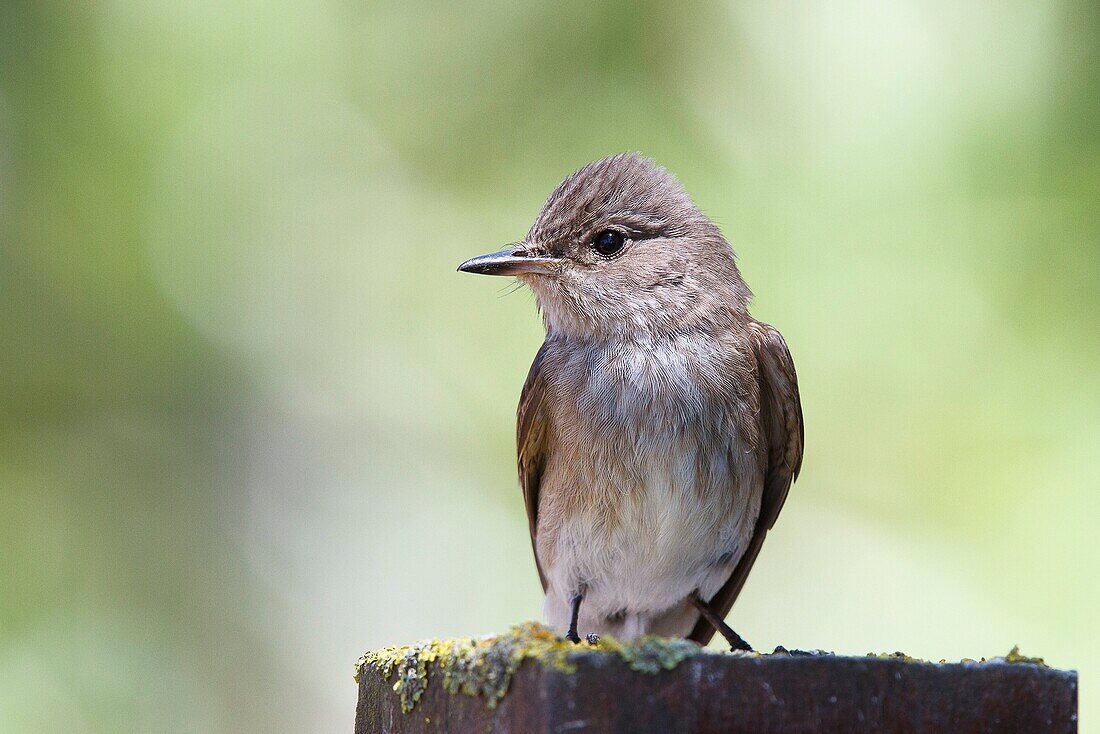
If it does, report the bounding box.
[1,0,1097,730]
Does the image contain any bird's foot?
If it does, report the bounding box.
[565,593,583,644]
[690,591,753,652]
[724,631,753,653]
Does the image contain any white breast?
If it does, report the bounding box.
[539,336,762,634]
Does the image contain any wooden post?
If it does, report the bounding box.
[354,628,1077,733]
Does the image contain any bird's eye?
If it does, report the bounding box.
[592,229,626,257]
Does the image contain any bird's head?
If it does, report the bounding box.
[458,153,750,339]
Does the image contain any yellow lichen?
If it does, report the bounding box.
[1003,646,1046,666]
[861,648,1050,667]
[864,651,926,662]
[355,626,1054,715]
[354,622,711,713]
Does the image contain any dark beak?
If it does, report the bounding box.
[457,247,562,276]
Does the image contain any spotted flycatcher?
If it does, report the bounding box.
[458,154,804,650]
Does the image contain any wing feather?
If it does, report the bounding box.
[517,343,551,590]
[688,321,804,645]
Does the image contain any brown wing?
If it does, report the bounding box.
[517,342,552,590]
[688,321,804,645]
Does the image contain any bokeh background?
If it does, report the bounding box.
[2,0,1097,731]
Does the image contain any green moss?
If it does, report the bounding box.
[597,634,704,674]
[354,622,712,713]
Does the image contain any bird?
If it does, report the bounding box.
[457,153,803,650]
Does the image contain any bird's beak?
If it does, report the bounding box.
[457,247,562,276]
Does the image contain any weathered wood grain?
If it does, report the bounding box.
[356,650,1077,733]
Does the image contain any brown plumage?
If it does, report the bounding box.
[459,154,803,647]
